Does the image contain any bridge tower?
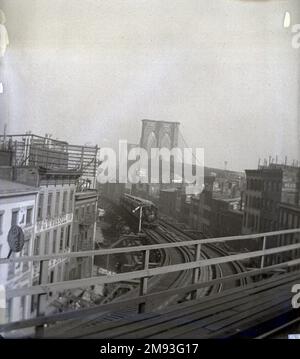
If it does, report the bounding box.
[140,119,180,152]
[135,120,180,199]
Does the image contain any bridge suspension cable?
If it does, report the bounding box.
[178,129,204,167]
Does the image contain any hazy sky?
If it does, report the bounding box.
[0,0,300,171]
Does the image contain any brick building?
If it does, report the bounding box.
[0,179,38,322]
[242,164,300,256]
[0,133,99,318]
[243,165,300,234]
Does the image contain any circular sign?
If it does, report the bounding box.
[7,225,25,253]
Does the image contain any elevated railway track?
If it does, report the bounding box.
[159,219,247,293]
[44,220,208,337]
[32,219,244,338]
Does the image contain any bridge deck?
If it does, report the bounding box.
[52,271,300,339]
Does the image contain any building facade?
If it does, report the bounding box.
[0,133,98,317]
[243,165,300,234]
[159,188,181,219]
[242,168,282,236]
[210,197,243,239]
[276,203,300,265]
[242,164,300,257]
[70,190,98,280]
[189,176,215,235]
[11,167,81,315]
[0,179,38,322]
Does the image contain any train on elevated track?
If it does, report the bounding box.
[120,193,158,228]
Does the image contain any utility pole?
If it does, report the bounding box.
[133,205,144,233]
[138,206,143,233]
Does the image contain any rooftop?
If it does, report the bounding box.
[279,202,300,211]
[75,189,98,199]
[0,134,98,178]
[141,119,180,125]
[0,178,38,197]
[160,188,178,193]
[214,196,241,203]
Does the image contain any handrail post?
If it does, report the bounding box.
[261,236,267,269]
[191,243,201,300]
[138,249,150,313]
[35,260,49,337]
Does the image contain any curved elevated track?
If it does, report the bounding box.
[44,218,244,338]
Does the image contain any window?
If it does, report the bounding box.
[60,228,64,251]
[26,207,33,226]
[288,214,293,227]
[50,271,54,283]
[78,263,82,278]
[277,182,281,192]
[55,192,60,216]
[72,235,77,252]
[6,299,13,322]
[22,241,29,272]
[47,193,53,218]
[91,204,95,214]
[264,181,268,191]
[66,225,71,248]
[34,235,40,255]
[0,211,4,234]
[7,255,15,279]
[21,296,26,320]
[62,191,68,214]
[11,209,19,226]
[52,230,57,253]
[69,190,74,212]
[256,216,259,230]
[44,232,50,255]
[31,295,38,313]
[293,214,297,228]
[268,181,272,191]
[248,196,252,208]
[57,265,62,282]
[37,193,44,220]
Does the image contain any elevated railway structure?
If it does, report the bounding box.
[159,219,247,292]
[39,216,245,337]
[41,221,210,337]
[1,228,300,338]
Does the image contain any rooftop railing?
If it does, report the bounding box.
[0,134,99,177]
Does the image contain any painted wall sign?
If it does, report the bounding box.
[7,225,25,253]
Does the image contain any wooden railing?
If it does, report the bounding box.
[0,228,300,333]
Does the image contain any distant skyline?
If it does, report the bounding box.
[0,0,300,172]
